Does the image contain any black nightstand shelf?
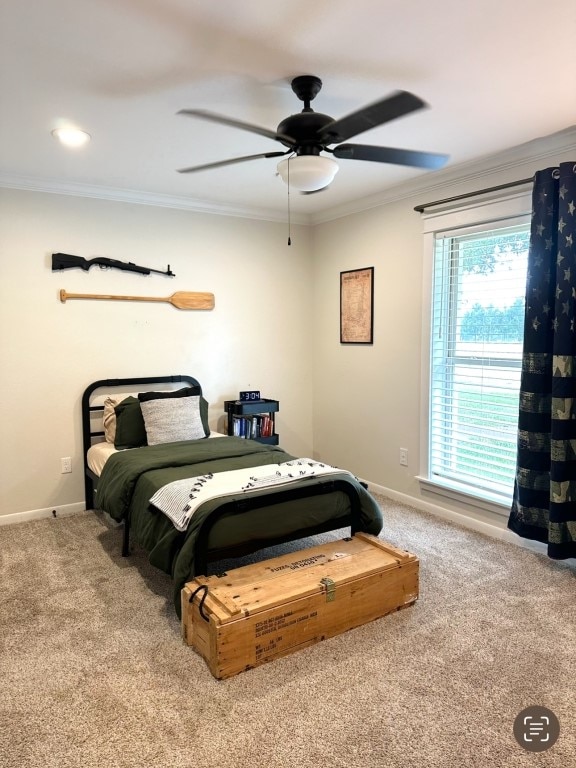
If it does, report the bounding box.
[225,398,279,445]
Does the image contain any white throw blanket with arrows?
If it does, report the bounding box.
[149,458,354,532]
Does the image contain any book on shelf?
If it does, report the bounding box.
[231,413,273,439]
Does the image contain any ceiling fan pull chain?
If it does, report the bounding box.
[287,156,292,246]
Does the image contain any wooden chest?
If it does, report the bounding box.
[181,532,419,679]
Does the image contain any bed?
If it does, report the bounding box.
[82,375,383,615]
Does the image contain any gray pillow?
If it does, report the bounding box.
[140,395,207,445]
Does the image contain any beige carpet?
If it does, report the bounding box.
[1,495,574,768]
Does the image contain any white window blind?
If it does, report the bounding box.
[429,221,529,502]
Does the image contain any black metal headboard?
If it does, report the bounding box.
[81,375,202,509]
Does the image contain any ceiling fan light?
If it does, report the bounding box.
[277,155,339,192]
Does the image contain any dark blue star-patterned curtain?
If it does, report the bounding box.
[509,161,576,558]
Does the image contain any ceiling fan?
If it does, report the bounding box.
[176,75,449,193]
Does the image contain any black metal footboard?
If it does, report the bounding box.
[191,478,363,574]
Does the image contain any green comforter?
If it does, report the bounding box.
[96,437,383,615]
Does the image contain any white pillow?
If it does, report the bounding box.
[140,395,206,445]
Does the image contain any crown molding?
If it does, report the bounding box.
[0,172,311,225]
[1,126,574,227]
[309,125,576,225]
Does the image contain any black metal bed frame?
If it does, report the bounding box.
[192,478,362,574]
[82,375,364,573]
[82,375,201,512]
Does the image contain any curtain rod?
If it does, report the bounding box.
[414,176,534,213]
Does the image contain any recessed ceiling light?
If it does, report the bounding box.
[51,127,91,148]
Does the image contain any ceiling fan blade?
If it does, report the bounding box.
[318,91,427,144]
[177,151,290,174]
[177,109,296,146]
[333,143,449,170]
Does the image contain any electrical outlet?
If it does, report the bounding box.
[61,457,72,474]
[399,448,408,467]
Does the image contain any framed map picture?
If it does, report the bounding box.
[340,267,374,344]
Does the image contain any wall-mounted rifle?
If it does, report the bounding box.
[52,253,175,277]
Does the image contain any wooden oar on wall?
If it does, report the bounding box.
[59,289,215,310]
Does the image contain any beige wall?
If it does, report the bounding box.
[311,197,423,480]
[0,190,313,518]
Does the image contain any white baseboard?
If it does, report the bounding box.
[0,502,87,526]
[365,481,549,556]
[0,485,550,559]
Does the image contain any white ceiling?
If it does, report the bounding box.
[1,0,575,221]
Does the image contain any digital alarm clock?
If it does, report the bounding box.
[239,390,261,401]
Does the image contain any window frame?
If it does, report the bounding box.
[418,190,532,515]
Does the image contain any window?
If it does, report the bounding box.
[420,194,531,510]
